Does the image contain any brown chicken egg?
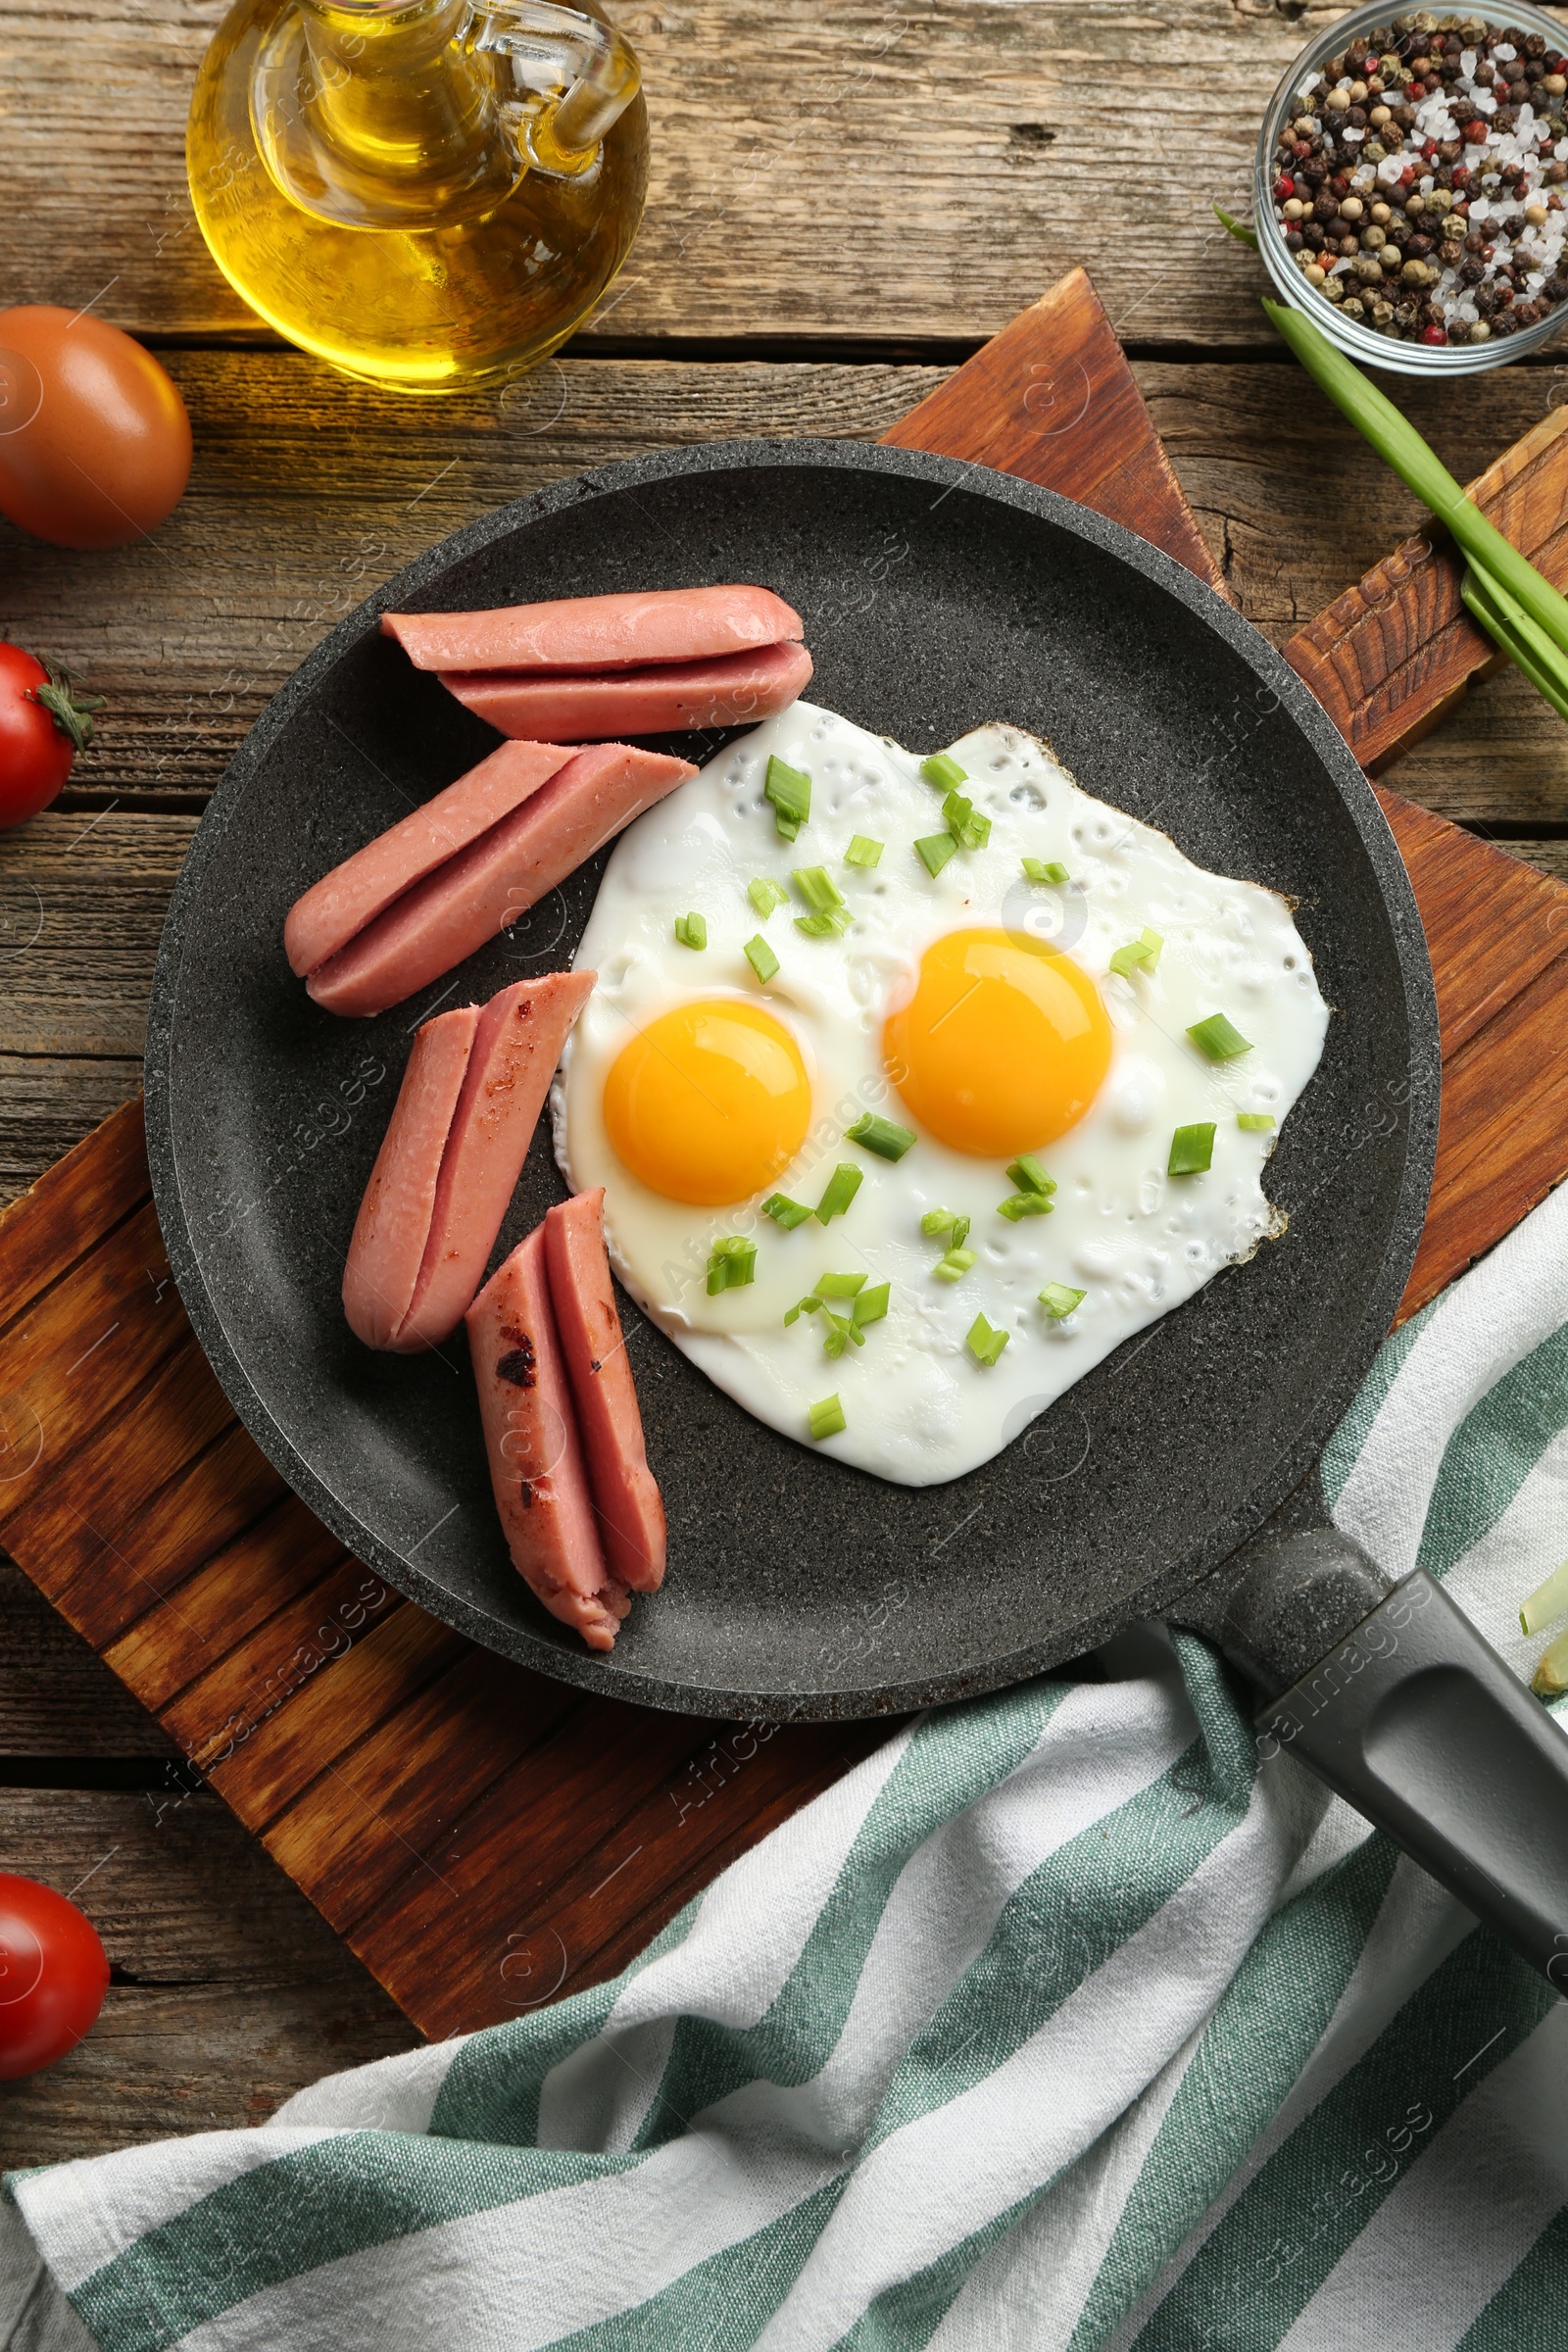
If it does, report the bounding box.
[0,307,191,550]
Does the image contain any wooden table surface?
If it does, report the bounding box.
[5,0,1568,2173]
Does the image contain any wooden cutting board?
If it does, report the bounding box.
[5,269,1568,2042]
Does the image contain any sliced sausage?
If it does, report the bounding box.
[381,584,803,675]
[308,743,694,1019]
[399,971,595,1350]
[466,1229,629,1652]
[341,1005,479,1350]
[284,740,573,980]
[544,1189,665,1593]
[440,639,813,743]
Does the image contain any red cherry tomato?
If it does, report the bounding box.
[0,644,103,828]
[0,307,191,551]
[0,1873,109,2080]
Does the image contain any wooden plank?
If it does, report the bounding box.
[261,1651,578,1926]
[1403,955,1568,1314]
[199,1603,465,1826]
[156,1560,407,1773]
[881,272,1229,600]
[103,1497,346,1719]
[0,1099,148,1325]
[0,1558,176,1755]
[0,0,1339,350]
[0,1791,416,2171]
[344,1712,884,2041]
[0,1200,187,1522]
[2,1344,255,1616]
[1372,788,1568,1059]
[1286,407,1568,775]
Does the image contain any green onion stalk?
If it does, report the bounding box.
[1259,292,1568,722]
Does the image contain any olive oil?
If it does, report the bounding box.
[187,0,647,394]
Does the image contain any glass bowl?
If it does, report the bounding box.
[1255,0,1568,374]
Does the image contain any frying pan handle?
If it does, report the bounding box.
[1228,1536,1568,1985]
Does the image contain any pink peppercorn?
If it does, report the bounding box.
[1420,324,1448,344]
[1275,174,1296,199]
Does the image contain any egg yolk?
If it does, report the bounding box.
[884,928,1112,1156]
[603,1000,812,1206]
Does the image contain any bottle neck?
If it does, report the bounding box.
[257,0,520,229]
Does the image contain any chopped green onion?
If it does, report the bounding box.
[934,1246,977,1282]
[853,1281,890,1327]
[1188,1012,1251,1062]
[1521,1559,1568,1639]
[821,1310,865,1359]
[795,907,853,938]
[761,1192,812,1229]
[966,1312,1009,1367]
[915,832,958,878]
[706,1237,757,1294]
[1038,1282,1085,1320]
[846,1112,916,1162]
[1534,1624,1568,1697]
[783,1296,821,1326]
[921,753,967,793]
[1005,1153,1055,1197]
[1140,927,1162,968]
[808,1393,846,1441]
[998,1194,1054,1221]
[764,755,810,841]
[1237,1111,1276,1133]
[1021,858,1069,885]
[673,912,707,951]
[813,1270,866,1298]
[920,1207,969,1244]
[942,790,991,851]
[1109,936,1156,979]
[749,876,788,918]
[1168,1122,1216,1177]
[744,934,780,984]
[845,835,884,868]
[815,1163,862,1223]
[793,865,846,914]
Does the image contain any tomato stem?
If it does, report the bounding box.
[27,657,105,756]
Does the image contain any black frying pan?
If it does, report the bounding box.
[145,442,1568,1984]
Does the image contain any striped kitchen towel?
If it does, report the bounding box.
[7,1179,1568,2352]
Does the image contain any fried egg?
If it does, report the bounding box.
[554,703,1328,1486]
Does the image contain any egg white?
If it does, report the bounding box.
[553,702,1329,1487]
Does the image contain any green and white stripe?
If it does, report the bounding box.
[7,1176,1568,2352]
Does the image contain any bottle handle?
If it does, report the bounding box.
[470,0,641,179]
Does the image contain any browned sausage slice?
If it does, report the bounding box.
[307,744,694,1019]
[544,1188,665,1593]
[400,971,595,1349]
[466,1229,630,1652]
[439,640,813,743]
[381,584,803,674]
[341,1004,479,1351]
